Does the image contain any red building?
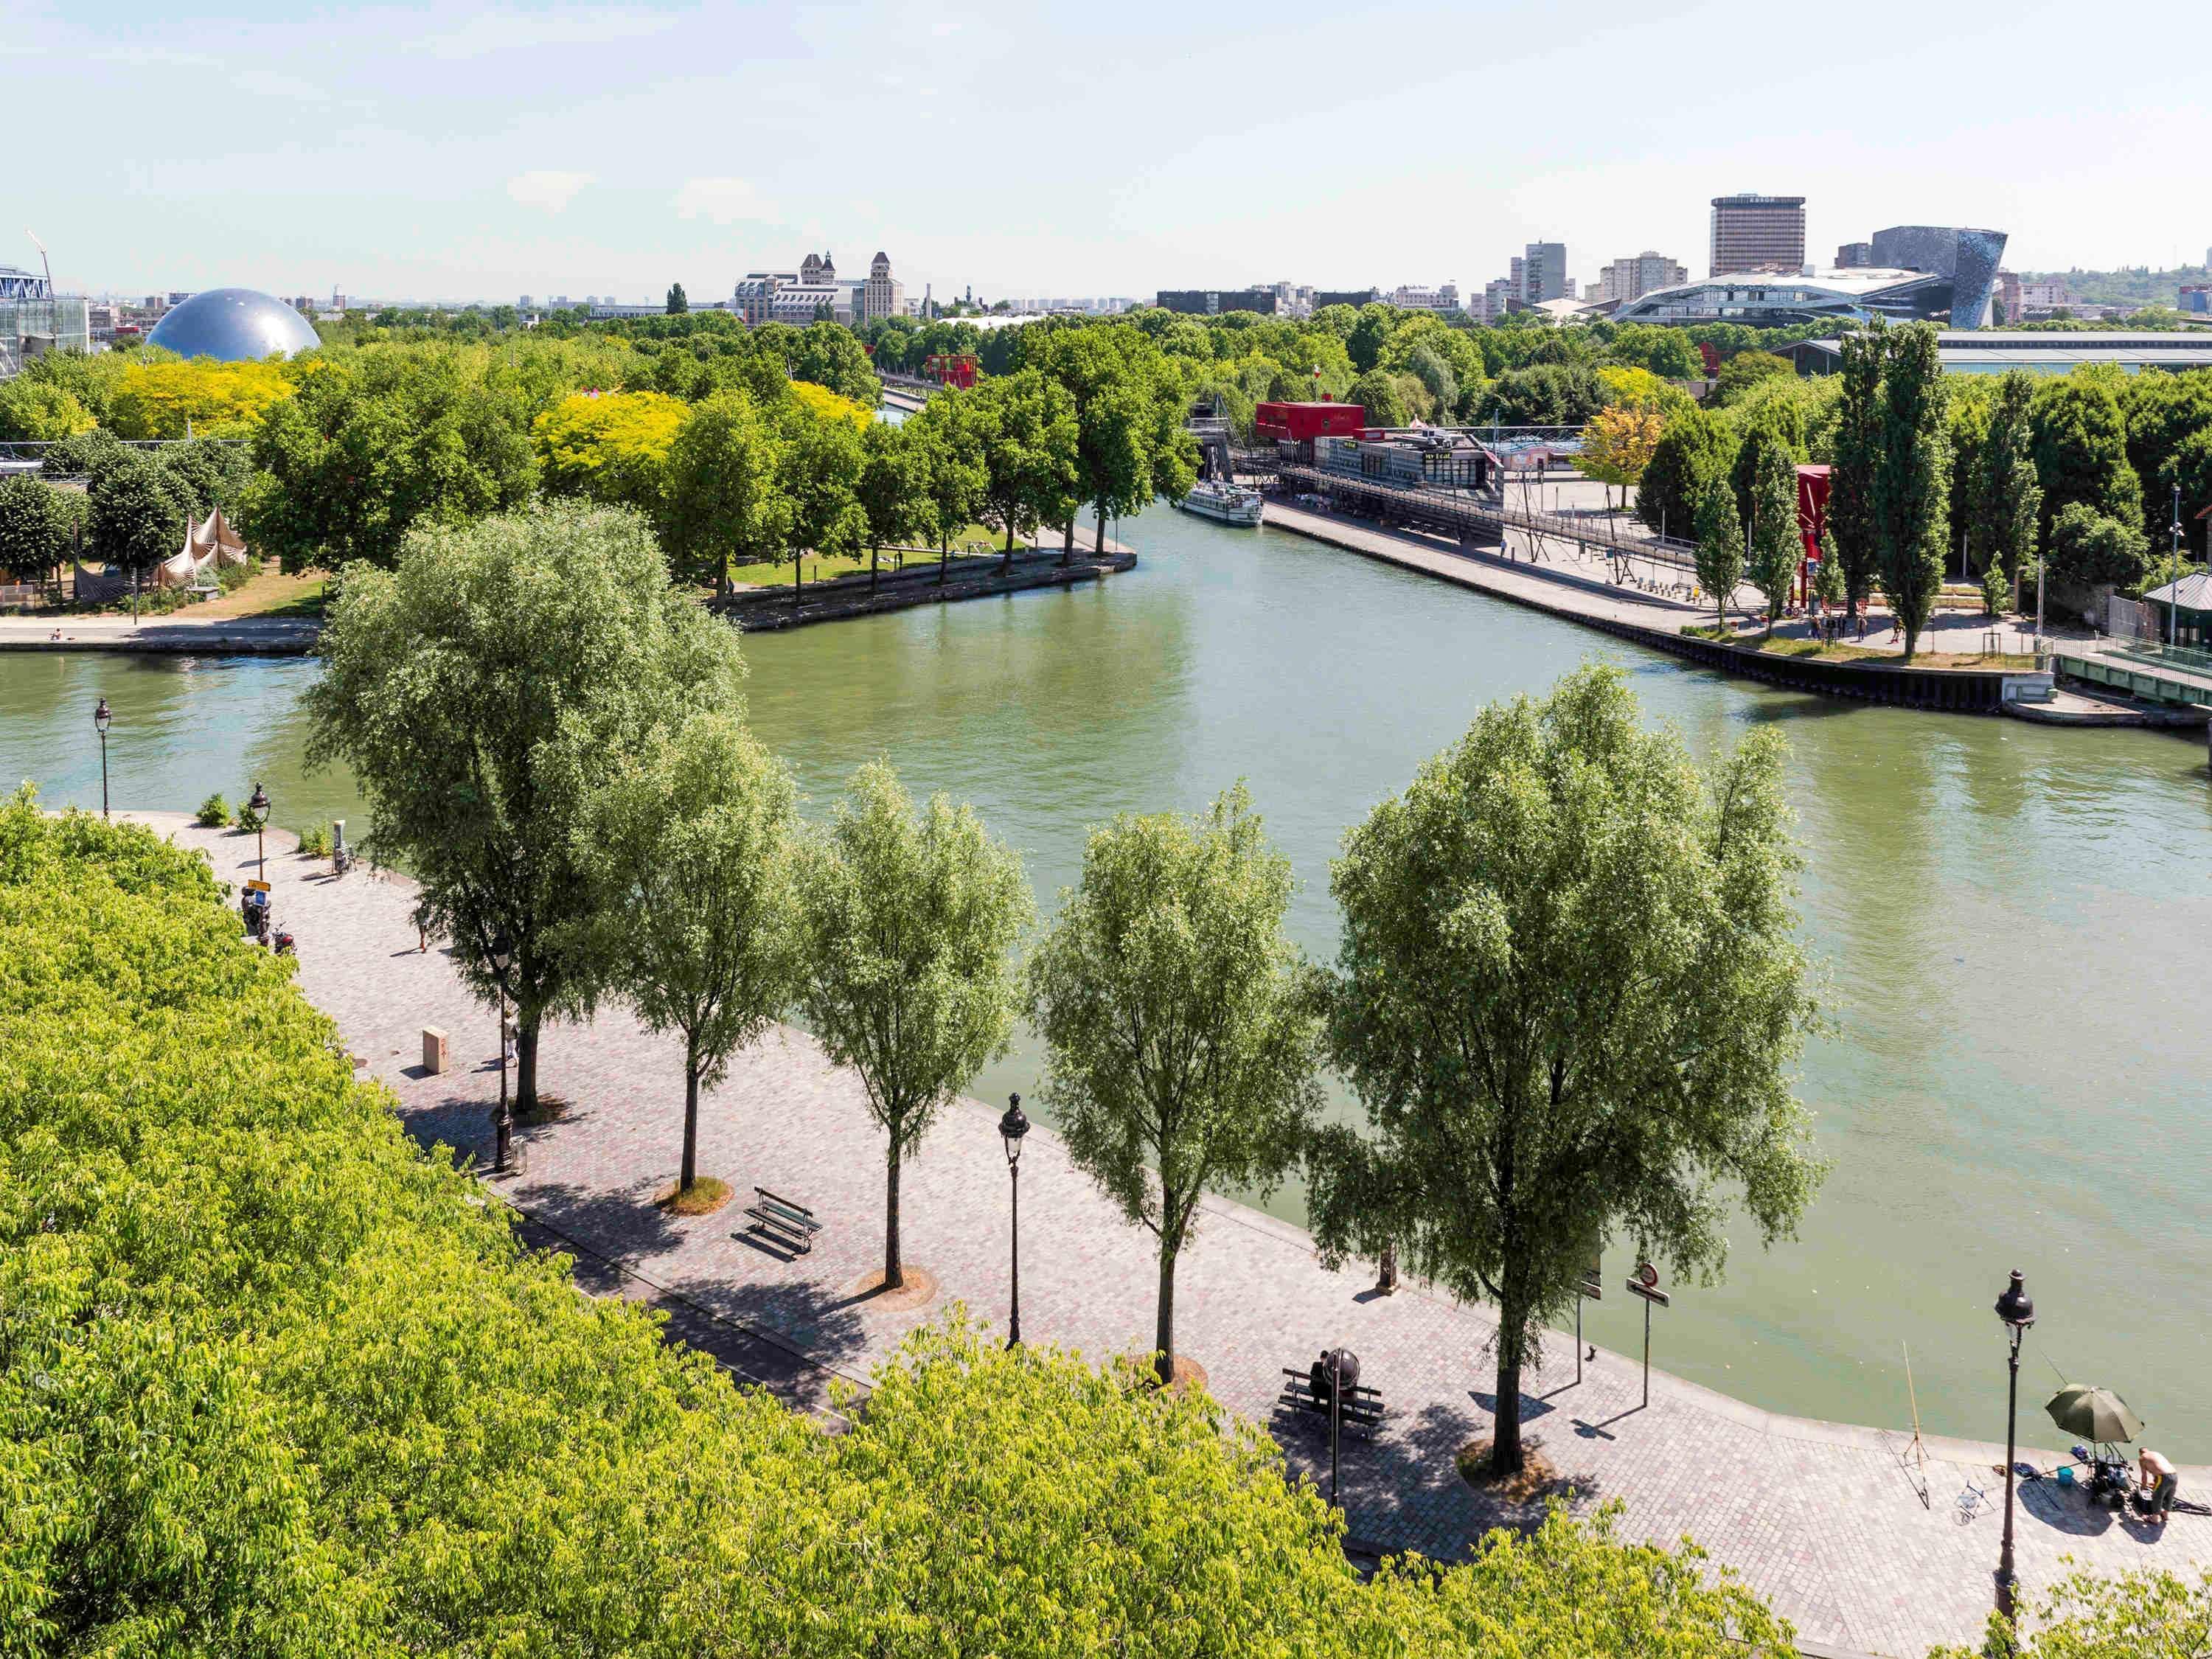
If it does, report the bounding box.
[924,352,979,389]
[1796,464,1832,604]
[1254,401,1366,442]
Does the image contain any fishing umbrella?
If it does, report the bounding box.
[2045,1385,2143,1444]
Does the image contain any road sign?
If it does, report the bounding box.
[1635,1260,1658,1288]
[245,879,271,894]
[1626,1270,1670,1409]
[1626,1279,1671,1307]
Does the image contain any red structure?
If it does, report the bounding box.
[1795,464,1832,605]
[923,352,979,389]
[1254,400,1366,442]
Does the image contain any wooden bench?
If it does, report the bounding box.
[1276,1367,1385,1438]
[743,1186,821,1256]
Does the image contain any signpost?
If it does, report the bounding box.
[1576,1259,1601,1387]
[1625,1262,1671,1410]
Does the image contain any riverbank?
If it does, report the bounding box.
[119,807,2212,1659]
[719,542,1135,631]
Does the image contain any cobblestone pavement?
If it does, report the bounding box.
[141,815,2210,1659]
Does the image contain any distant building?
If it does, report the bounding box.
[1997,271,2024,324]
[1267,281,1315,319]
[2018,279,2073,309]
[1613,268,1960,330]
[2182,285,2211,313]
[1787,330,2212,378]
[1314,288,1381,310]
[1836,242,1873,268]
[1593,251,1688,306]
[1867,226,2008,327]
[734,250,905,327]
[0,263,91,378]
[863,252,904,324]
[1709,194,1806,275]
[1478,278,1517,322]
[1515,243,1568,304]
[1155,288,1279,316]
[1391,282,1460,312]
[519,294,533,309]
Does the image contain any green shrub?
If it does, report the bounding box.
[0,787,1806,1658]
[195,790,232,827]
[1980,560,2012,616]
[235,791,268,832]
[296,822,333,858]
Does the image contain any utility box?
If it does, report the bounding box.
[422,1027,450,1074]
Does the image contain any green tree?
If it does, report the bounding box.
[774,397,869,604]
[662,387,788,596]
[0,376,95,441]
[1346,369,1409,428]
[1928,1565,2212,1659]
[2119,368,2212,541]
[1744,430,1803,636]
[306,501,745,1111]
[1813,533,1845,608]
[908,391,990,582]
[1345,304,1394,372]
[1981,371,2043,595]
[855,418,933,589]
[666,282,688,314]
[971,368,1079,560]
[796,762,1032,1290]
[2031,377,2139,551]
[1635,405,1734,543]
[2045,501,2149,589]
[1872,323,1950,660]
[1829,323,1885,623]
[1306,667,1823,1478]
[0,475,72,582]
[90,448,188,577]
[580,713,801,1198]
[1728,397,1807,528]
[1693,470,1743,631]
[1025,785,1324,1385]
[1713,349,1794,406]
[1478,363,1607,427]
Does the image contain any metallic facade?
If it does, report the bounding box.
[145,288,320,361]
[1867,226,2008,329]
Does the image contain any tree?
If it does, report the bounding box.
[306,501,746,1112]
[0,475,72,582]
[666,282,688,315]
[970,369,1079,560]
[106,357,294,439]
[909,392,989,582]
[662,388,788,596]
[1744,431,1802,636]
[796,762,1032,1291]
[1813,532,1845,608]
[1346,369,1409,428]
[774,397,868,602]
[1306,667,1822,1478]
[1579,406,1664,514]
[1477,364,1607,427]
[2046,501,2149,589]
[855,418,933,589]
[1728,397,1806,528]
[2119,368,2212,542]
[580,713,800,1198]
[1872,323,1950,660]
[0,376,95,441]
[1345,304,1394,373]
[1025,785,1323,1385]
[1829,322,1885,623]
[533,389,687,514]
[2031,377,2138,550]
[1635,406,1734,542]
[1712,349,1794,406]
[1928,1565,2212,1659]
[1981,370,2042,595]
[90,449,189,577]
[1693,470,1743,632]
[1403,342,1459,417]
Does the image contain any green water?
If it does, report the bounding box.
[7,501,2210,1458]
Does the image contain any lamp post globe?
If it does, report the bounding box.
[999,1094,1029,1349]
[1994,1269,2035,1619]
[490,933,515,1172]
[93,698,112,820]
[247,782,270,883]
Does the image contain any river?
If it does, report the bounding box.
[6,501,2209,1458]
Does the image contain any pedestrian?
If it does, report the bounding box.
[418,922,428,953]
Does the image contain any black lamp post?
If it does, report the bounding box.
[999,1093,1029,1349]
[247,782,269,886]
[490,933,514,1172]
[93,698,111,819]
[1994,1268,2036,1619]
[1324,1348,1360,1508]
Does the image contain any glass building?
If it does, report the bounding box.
[0,265,91,378]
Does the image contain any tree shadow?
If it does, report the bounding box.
[1470,1389,1554,1423]
[668,1270,872,1374]
[513,1175,689,1267]
[399,1095,495,1167]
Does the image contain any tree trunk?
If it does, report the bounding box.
[515,1014,541,1115]
[1489,1336,1526,1477]
[793,556,802,611]
[939,535,949,586]
[679,1033,700,1192]
[870,542,880,594]
[1154,1248,1177,1387]
[1061,518,1074,567]
[883,1144,903,1290]
[1095,502,1107,553]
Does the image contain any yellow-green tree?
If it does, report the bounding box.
[1581,405,1666,514]
[105,356,296,439]
[532,389,688,512]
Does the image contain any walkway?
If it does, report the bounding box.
[134,813,2211,1659]
[0,611,318,655]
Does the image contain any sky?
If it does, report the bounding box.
[12,0,2212,305]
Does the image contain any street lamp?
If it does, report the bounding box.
[92,698,111,820]
[999,1093,1029,1349]
[490,933,514,1173]
[1323,1348,1360,1508]
[247,782,269,886]
[1994,1268,2036,1620]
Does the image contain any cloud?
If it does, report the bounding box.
[672,176,769,226]
[508,170,596,212]
[419,7,677,60]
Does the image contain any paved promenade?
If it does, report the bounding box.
[136,813,2209,1658]
[0,611,317,655]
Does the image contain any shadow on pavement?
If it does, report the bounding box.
[515,1175,689,1266]
[672,1271,872,1374]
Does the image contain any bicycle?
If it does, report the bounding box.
[1955,1481,1989,1525]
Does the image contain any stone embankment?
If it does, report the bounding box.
[718,545,1135,631]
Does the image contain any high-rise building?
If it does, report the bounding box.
[1596,251,1686,305]
[518,294,533,309]
[863,252,904,324]
[1479,278,1516,322]
[1515,243,1568,304]
[1709,194,1806,274]
[1836,243,1873,268]
[1154,287,1279,316]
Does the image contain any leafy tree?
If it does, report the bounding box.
[1813,533,1845,608]
[106,356,295,439]
[2031,377,2139,551]
[1693,468,1743,630]
[1744,430,1803,636]
[1023,328,1179,556]
[1871,323,1950,660]
[665,282,688,315]
[2046,501,2149,588]
[1346,369,1409,428]
[306,501,745,1111]
[0,376,95,440]
[38,425,131,483]
[90,448,189,576]
[1477,363,1607,427]
[1579,405,1664,514]
[1929,1565,2212,1659]
[2118,368,2212,540]
[1945,376,1996,577]
[1403,342,1459,417]
[157,434,254,517]
[1306,667,1822,1478]
[1981,371,2043,595]
[0,475,73,581]
[1828,323,1885,623]
[780,321,883,406]
[2162,425,2212,535]
[1345,304,1394,372]
[970,368,1079,558]
[1712,349,1794,407]
[662,387,788,595]
[796,762,1032,1290]
[1728,397,1806,529]
[534,389,687,513]
[1605,323,1704,380]
[774,396,869,602]
[908,392,990,582]
[580,713,801,1197]
[1026,785,1323,1385]
[856,418,933,588]
[1635,405,1734,542]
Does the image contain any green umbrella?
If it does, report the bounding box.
[2045,1384,2143,1444]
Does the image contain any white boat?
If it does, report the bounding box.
[1175,480,1265,526]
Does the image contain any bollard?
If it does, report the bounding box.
[422,1026,450,1075]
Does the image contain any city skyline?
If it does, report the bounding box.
[13,0,2212,303]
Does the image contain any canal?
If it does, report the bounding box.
[6,500,2209,1458]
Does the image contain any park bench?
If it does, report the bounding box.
[1276,1366,1385,1439]
[743,1186,821,1256]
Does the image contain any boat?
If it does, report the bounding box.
[1175,480,1266,527]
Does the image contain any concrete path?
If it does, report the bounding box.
[128,813,2212,1658]
[0,611,317,655]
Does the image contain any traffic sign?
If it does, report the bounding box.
[245,880,271,894]
[1636,1260,1658,1288]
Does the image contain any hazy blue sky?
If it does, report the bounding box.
[13,0,2211,304]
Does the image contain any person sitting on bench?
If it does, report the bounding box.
[2138,1449,2177,1523]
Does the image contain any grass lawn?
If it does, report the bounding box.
[725,524,1018,588]
[191,562,329,620]
[1686,624,2034,670]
